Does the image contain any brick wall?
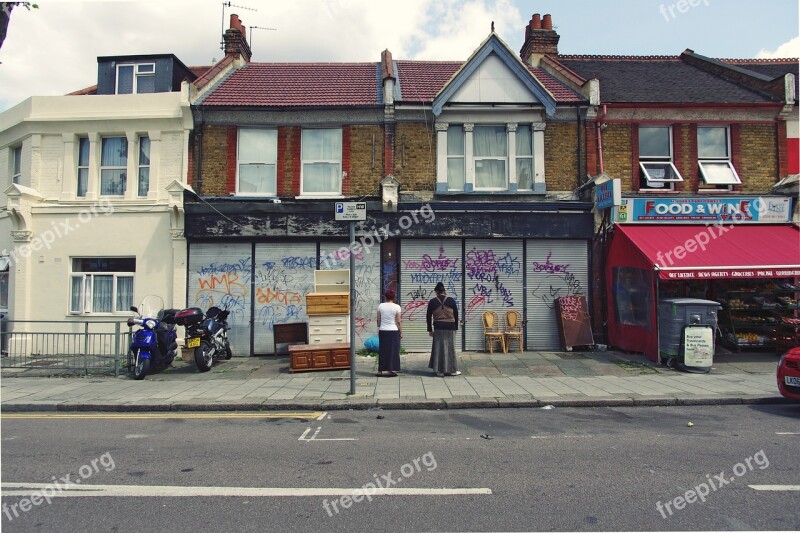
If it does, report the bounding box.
[393,122,435,191]
[348,125,384,196]
[198,125,230,196]
[544,123,579,191]
[738,123,778,192]
[600,124,633,192]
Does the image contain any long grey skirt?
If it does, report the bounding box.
[428,330,458,374]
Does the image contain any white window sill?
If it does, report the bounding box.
[294,195,345,200]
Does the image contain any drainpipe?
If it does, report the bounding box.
[596,104,607,174]
[576,106,583,189]
[196,108,205,194]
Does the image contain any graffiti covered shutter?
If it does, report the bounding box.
[463,240,524,351]
[187,243,252,356]
[526,240,589,350]
[318,242,380,349]
[253,243,316,354]
[399,240,462,351]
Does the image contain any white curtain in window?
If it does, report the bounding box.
[92,275,114,313]
[116,276,134,311]
[239,129,277,194]
[516,126,533,190]
[474,126,506,189]
[447,126,465,191]
[302,130,341,193]
[70,276,84,313]
[101,137,127,196]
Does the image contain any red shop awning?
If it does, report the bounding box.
[617,224,800,280]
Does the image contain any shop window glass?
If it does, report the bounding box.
[613,267,652,329]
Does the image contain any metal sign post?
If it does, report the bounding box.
[334,202,366,395]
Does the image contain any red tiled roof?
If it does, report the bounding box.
[193,56,235,90]
[68,85,97,96]
[395,60,583,103]
[200,63,381,107]
[395,61,461,102]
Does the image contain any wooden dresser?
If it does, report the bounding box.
[288,342,350,373]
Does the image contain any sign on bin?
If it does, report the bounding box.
[683,326,713,367]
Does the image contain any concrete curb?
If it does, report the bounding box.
[0,396,790,413]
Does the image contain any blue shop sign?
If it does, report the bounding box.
[612,196,792,224]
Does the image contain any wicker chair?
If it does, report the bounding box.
[504,310,523,352]
[482,311,506,354]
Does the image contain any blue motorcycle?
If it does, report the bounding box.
[128,295,178,380]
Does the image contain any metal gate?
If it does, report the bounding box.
[463,240,524,351]
[319,241,380,348]
[398,240,462,351]
[253,243,316,354]
[187,243,252,356]
[526,240,589,350]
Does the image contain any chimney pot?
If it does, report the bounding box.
[542,14,552,30]
[532,13,541,30]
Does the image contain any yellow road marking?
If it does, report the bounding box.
[1,412,323,420]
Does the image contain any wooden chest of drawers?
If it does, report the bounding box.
[288,342,351,373]
[306,293,349,315]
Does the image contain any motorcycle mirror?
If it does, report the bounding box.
[130,306,138,313]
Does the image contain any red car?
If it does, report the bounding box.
[777,346,800,401]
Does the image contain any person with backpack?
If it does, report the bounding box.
[426,281,461,377]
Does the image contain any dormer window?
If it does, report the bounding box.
[638,126,682,190]
[116,63,155,94]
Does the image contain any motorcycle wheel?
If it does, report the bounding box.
[194,342,214,372]
[133,353,150,380]
[223,344,233,360]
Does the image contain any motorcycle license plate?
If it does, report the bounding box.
[186,337,200,349]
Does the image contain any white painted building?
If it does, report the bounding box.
[0,56,198,329]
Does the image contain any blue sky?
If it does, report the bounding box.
[0,0,797,112]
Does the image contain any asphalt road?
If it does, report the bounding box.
[1,404,799,532]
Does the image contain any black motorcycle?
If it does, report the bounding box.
[175,306,233,372]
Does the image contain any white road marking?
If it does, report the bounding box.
[2,412,323,420]
[0,482,492,498]
[530,435,593,439]
[316,412,327,421]
[775,432,800,435]
[124,434,149,439]
[749,485,800,491]
[298,426,356,442]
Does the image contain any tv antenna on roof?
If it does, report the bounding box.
[220,1,257,51]
[249,25,277,52]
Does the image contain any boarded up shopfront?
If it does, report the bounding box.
[399,238,589,351]
[188,241,379,355]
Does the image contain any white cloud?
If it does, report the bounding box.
[757,36,800,58]
[0,0,526,111]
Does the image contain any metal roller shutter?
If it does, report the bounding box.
[463,240,524,351]
[526,240,589,350]
[253,243,316,354]
[399,240,463,351]
[319,242,380,349]
[187,243,252,357]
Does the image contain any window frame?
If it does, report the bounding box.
[446,125,466,192]
[100,136,128,197]
[11,145,21,184]
[697,126,740,187]
[472,125,508,191]
[237,128,278,196]
[300,128,343,197]
[76,137,89,197]
[116,63,156,95]
[638,126,683,190]
[515,125,534,191]
[137,135,150,197]
[69,258,135,315]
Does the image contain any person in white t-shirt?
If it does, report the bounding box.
[376,289,402,377]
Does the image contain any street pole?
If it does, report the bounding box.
[349,220,356,395]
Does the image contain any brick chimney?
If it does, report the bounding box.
[520,12,560,66]
[223,14,252,62]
